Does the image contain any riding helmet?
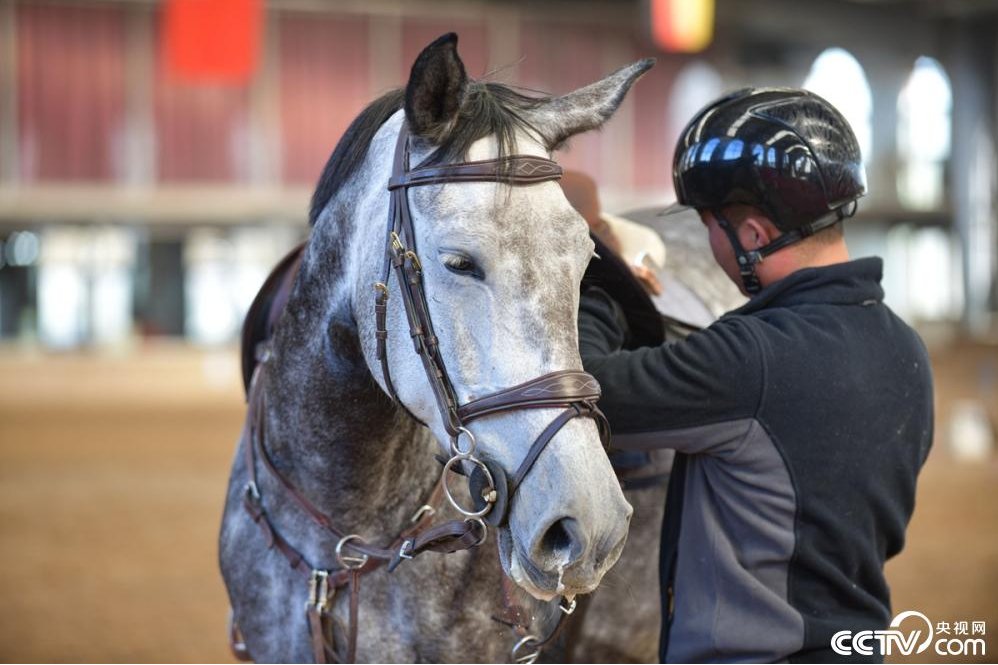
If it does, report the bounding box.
[672,87,867,232]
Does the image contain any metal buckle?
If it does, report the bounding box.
[306,570,330,612]
[404,250,422,272]
[409,504,435,523]
[390,231,404,253]
[511,635,540,664]
[335,534,370,570]
[398,539,414,561]
[245,481,260,502]
[373,282,389,297]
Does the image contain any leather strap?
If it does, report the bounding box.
[307,603,330,664]
[347,571,360,664]
[247,357,484,567]
[388,155,562,190]
[377,122,568,440]
[495,573,577,659]
[458,370,602,421]
[510,405,587,493]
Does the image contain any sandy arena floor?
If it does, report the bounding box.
[0,342,994,663]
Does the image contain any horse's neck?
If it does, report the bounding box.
[260,249,440,538]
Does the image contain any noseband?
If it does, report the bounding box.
[374,121,611,528]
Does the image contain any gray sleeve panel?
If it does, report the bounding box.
[611,418,754,455]
[666,419,805,663]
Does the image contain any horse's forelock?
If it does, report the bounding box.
[309,81,550,227]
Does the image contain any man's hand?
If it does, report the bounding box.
[630,264,663,296]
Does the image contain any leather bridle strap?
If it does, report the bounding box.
[388,154,564,189]
[457,369,603,419]
[458,369,611,498]
[374,122,616,528]
[375,122,567,436]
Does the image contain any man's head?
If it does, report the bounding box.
[671,87,866,294]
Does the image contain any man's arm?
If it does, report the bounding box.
[579,288,764,454]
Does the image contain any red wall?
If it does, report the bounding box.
[154,2,250,183]
[279,12,370,185]
[18,3,126,182]
[12,4,679,193]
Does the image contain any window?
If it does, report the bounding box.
[897,57,952,210]
[667,61,723,148]
[802,48,873,164]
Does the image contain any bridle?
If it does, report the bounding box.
[374,120,611,529]
[232,120,611,663]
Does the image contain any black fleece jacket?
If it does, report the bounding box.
[579,257,933,663]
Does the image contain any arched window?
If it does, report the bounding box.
[897,56,952,210]
[667,61,723,144]
[666,61,723,193]
[802,48,873,164]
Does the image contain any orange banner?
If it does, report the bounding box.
[163,0,262,84]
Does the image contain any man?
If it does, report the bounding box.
[579,88,933,663]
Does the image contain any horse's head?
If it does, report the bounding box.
[326,34,652,599]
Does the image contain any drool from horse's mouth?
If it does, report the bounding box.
[497,528,595,601]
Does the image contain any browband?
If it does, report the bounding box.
[389,155,563,190]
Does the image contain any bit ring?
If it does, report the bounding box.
[441,456,495,518]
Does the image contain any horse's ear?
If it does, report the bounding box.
[404,33,468,142]
[528,59,655,151]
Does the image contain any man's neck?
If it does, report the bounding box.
[757,241,851,287]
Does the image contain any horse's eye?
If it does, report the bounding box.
[442,253,483,279]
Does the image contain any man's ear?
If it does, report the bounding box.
[738,215,776,249]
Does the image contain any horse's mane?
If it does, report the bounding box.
[308,81,549,226]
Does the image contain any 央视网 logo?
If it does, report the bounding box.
[831,610,987,657]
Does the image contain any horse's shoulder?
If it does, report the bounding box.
[240,242,306,395]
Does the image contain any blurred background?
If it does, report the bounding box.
[0,0,995,661]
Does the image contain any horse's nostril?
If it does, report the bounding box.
[539,517,586,567]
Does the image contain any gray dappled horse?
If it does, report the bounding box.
[219,34,661,662]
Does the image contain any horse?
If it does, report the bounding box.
[219,33,657,662]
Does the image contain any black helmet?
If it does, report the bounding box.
[673,87,867,232]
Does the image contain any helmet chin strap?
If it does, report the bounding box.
[714,209,763,295]
[713,203,856,295]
